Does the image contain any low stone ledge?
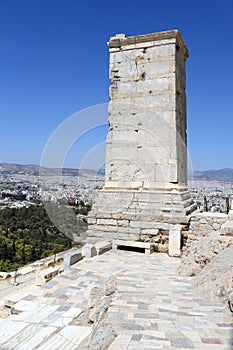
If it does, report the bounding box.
[189,211,228,239]
[45,259,57,268]
[82,244,97,258]
[0,272,11,279]
[56,256,64,263]
[9,268,35,278]
[192,212,227,219]
[95,241,112,255]
[17,266,36,275]
[64,251,83,270]
[112,240,153,254]
[32,261,44,268]
[36,267,61,286]
[44,255,64,267]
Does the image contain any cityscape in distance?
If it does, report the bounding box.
[1,162,233,214]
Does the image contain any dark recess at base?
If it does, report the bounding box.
[117,245,145,253]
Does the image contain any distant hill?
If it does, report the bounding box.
[193,168,233,182]
[0,163,103,178]
[0,163,41,175]
[1,163,233,182]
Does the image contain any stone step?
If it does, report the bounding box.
[112,240,153,254]
[95,241,112,255]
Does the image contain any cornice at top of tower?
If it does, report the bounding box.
[108,30,189,59]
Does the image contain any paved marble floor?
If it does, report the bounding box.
[0,250,232,349]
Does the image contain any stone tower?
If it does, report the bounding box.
[87,30,196,255]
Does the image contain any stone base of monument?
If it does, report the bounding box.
[86,188,196,256]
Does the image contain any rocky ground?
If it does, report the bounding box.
[178,231,233,310]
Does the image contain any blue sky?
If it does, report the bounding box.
[0,0,232,171]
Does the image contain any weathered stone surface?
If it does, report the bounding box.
[95,241,112,255]
[141,228,159,235]
[64,251,82,270]
[17,266,36,275]
[97,219,117,226]
[189,212,227,239]
[0,249,232,349]
[222,220,233,235]
[222,209,233,235]
[168,225,181,257]
[36,267,60,285]
[37,325,92,349]
[228,292,233,312]
[73,277,117,349]
[87,217,96,225]
[187,233,196,240]
[90,224,118,233]
[178,231,233,307]
[116,219,129,226]
[82,244,97,258]
[11,300,40,314]
[178,231,233,275]
[4,290,37,308]
[0,272,11,279]
[87,323,116,350]
[194,246,233,304]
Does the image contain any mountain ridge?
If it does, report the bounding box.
[193,168,233,182]
[1,163,233,181]
[0,163,103,177]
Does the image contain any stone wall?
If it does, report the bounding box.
[188,212,228,241]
